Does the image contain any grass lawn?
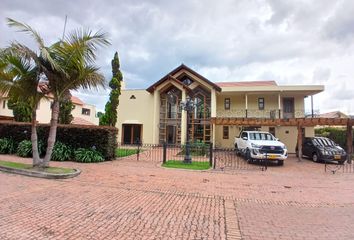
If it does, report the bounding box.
[162,160,210,170]
[116,148,139,158]
[0,160,75,174]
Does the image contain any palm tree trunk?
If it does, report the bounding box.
[43,100,60,166]
[31,106,41,167]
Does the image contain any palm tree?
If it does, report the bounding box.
[6,18,110,166]
[0,50,43,166]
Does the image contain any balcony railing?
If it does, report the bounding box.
[216,109,305,119]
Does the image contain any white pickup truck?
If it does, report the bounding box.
[234,131,288,165]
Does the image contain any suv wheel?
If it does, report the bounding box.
[312,153,319,163]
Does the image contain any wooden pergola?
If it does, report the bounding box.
[210,117,354,162]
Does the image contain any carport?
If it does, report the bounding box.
[210,117,353,163]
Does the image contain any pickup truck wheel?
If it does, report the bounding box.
[245,149,253,163]
[235,144,241,156]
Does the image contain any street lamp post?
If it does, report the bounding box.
[180,97,195,164]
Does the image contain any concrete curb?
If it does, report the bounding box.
[0,165,81,179]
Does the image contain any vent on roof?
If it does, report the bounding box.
[130,95,136,99]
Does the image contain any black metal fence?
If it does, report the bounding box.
[116,142,271,171]
[325,160,354,174]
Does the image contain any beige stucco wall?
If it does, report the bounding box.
[0,99,14,117]
[116,90,154,144]
[72,103,99,125]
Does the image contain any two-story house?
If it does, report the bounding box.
[116,64,324,153]
[0,93,99,125]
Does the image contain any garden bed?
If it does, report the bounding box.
[0,160,80,179]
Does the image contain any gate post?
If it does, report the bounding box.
[163,142,167,164]
[347,121,353,164]
[209,143,213,167]
[137,142,141,161]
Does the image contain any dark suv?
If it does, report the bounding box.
[296,137,347,164]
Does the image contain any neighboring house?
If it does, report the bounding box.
[318,111,349,118]
[116,64,324,153]
[0,94,99,125]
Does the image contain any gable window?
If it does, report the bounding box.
[224,98,230,110]
[223,126,229,139]
[82,108,91,116]
[258,98,264,110]
[2,100,6,109]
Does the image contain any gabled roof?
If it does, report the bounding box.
[146,64,222,93]
[216,81,277,87]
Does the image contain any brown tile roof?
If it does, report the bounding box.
[147,64,222,93]
[70,96,84,105]
[216,81,278,87]
[71,117,95,125]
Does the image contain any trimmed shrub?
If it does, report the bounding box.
[0,138,16,154]
[16,140,32,157]
[0,122,118,160]
[16,140,45,158]
[74,148,104,163]
[51,142,72,161]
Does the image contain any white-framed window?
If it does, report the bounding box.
[82,108,91,116]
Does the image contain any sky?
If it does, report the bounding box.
[1,0,354,114]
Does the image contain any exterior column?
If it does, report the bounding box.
[245,93,248,118]
[211,89,217,147]
[211,89,217,117]
[278,93,281,119]
[152,90,160,144]
[311,95,314,118]
[181,90,187,144]
[297,124,303,161]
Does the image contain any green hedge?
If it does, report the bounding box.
[0,122,118,160]
[315,127,353,150]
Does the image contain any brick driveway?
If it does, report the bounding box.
[0,154,354,240]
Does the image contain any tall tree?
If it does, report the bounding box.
[0,50,43,166]
[58,92,75,124]
[7,97,32,122]
[100,52,122,126]
[6,18,110,167]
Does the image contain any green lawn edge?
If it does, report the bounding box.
[116,148,140,158]
[0,160,75,174]
[162,160,210,170]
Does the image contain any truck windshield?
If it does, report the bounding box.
[249,133,274,141]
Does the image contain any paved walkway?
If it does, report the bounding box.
[0,154,354,239]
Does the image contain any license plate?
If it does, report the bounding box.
[267,154,277,159]
[334,155,341,160]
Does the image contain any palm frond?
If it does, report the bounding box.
[7,18,45,49]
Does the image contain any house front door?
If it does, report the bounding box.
[283,98,295,119]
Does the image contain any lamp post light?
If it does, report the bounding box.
[180,96,195,164]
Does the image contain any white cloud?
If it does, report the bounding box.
[1,0,354,114]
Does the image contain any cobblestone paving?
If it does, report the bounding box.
[0,154,354,239]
